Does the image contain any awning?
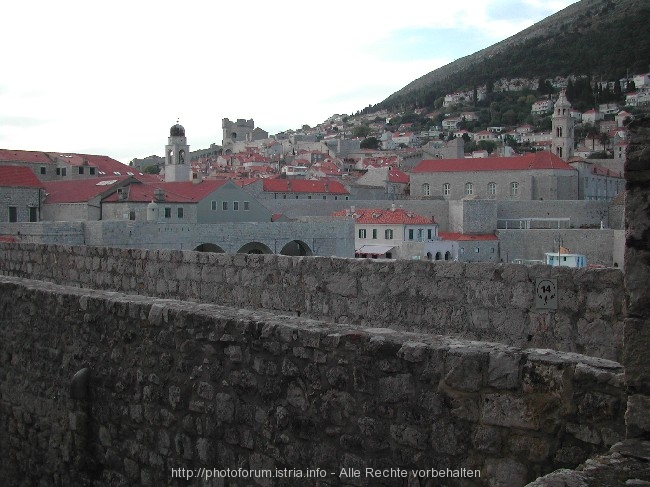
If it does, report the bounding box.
[355,244,395,256]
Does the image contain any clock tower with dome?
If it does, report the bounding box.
[165,121,190,182]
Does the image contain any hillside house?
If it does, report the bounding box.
[411,151,578,200]
[259,179,349,201]
[332,206,438,260]
[101,178,273,223]
[531,99,553,115]
[0,149,135,182]
[0,166,44,222]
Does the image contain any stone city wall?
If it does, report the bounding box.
[0,276,626,487]
[0,242,625,361]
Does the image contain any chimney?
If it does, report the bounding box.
[154,188,165,202]
[391,203,396,212]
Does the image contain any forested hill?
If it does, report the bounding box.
[376,0,650,112]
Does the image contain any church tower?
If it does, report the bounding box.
[552,91,574,161]
[165,121,190,182]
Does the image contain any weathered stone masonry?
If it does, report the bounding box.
[0,243,625,361]
[0,276,626,486]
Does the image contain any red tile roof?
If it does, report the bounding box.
[0,166,44,188]
[263,179,348,194]
[332,207,434,225]
[103,179,230,203]
[43,176,132,203]
[0,149,52,164]
[0,149,134,176]
[388,169,409,184]
[412,151,575,173]
[439,232,498,241]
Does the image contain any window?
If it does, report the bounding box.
[164,207,171,218]
[385,229,393,239]
[475,247,480,253]
[61,168,66,176]
[408,229,414,240]
[243,201,250,211]
[211,200,217,210]
[465,182,473,195]
[510,182,519,197]
[417,229,424,241]
[422,183,430,196]
[427,229,433,240]
[372,229,377,239]
[308,195,312,199]
[443,183,450,196]
[78,167,84,175]
[233,201,239,211]
[359,229,367,238]
[322,195,327,200]
[129,210,136,221]
[28,207,37,222]
[90,168,96,175]
[40,166,46,175]
[222,201,228,210]
[177,207,184,218]
[488,182,497,196]
[9,206,17,222]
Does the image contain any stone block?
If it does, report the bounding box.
[488,350,522,390]
[378,374,414,403]
[482,393,539,430]
[626,394,650,439]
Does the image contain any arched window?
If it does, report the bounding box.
[435,252,441,260]
[443,183,450,196]
[488,182,497,197]
[422,183,430,197]
[444,251,451,260]
[510,182,519,197]
[465,182,473,195]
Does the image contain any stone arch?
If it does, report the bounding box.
[426,252,432,260]
[444,251,451,261]
[194,243,225,253]
[237,242,272,254]
[435,252,442,260]
[280,240,312,256]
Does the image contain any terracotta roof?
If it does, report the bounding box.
[439,232,498,241]
[0,165,44,188]
[388,169,409,184]
[263,179,348,194]
[43,176,132,203]
[412,152,575,173]
[103,179,230,203]
[332,207,434,225]
[0,149,52,164]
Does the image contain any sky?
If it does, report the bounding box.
[0,0,579,164]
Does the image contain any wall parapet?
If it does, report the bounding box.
[0,276,626,487]
[0,242,625,360]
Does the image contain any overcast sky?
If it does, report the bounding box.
[0,0,579,164]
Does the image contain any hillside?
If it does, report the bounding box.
[377,0,650,111]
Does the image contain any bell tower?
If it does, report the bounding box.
[165,121,190,182]
[552,91,574,161]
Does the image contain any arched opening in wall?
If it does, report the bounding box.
[444,251,451,260]
[280,240,313,256]
[426,252,432,260]
[237,242,272,254]
[231,132,238,140]
[194,243,225,253]
[435,252,442,260]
